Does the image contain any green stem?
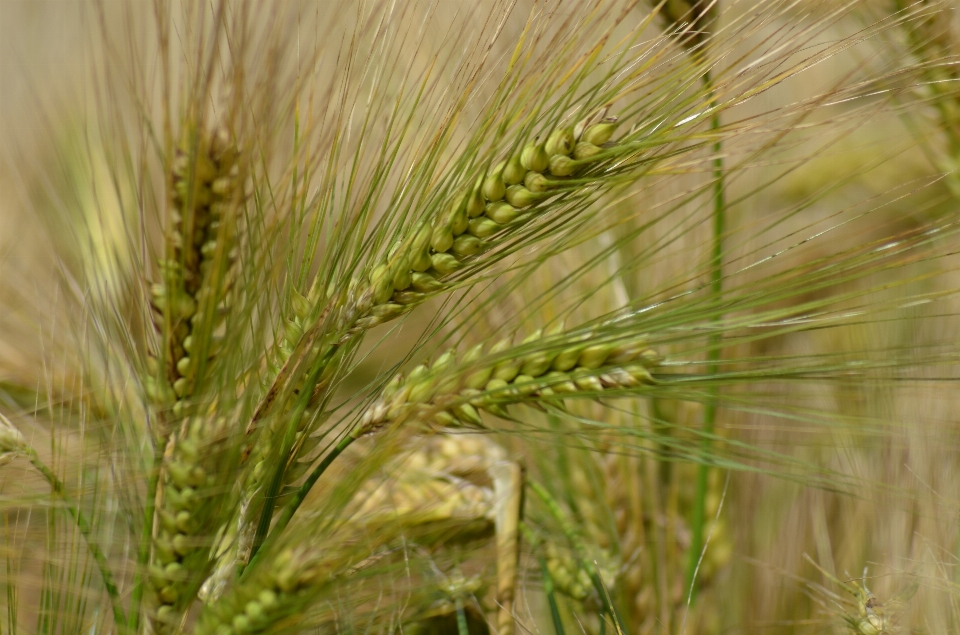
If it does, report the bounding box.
[528,481,623,630]
[590,572,625,635]
[455,597,469,635]
[26,451,128,632]
[244,432,357,575]
[539,557,566,635]
[528,481,581,549]
[248,346,338,566]
[686,68,725,603]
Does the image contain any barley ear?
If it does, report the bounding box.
[147,127,242,427]
[358,328,659,434]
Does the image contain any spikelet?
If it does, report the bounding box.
[358,328,660,434]
[543,541,596,603]
[146,128,241,424]
[193,546,330,635]
[846,569,917,635]
[149,412,237,632]
[527,526,620,610]
[0,413,26,467]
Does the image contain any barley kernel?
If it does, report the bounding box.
[411,272,443,293]
[521,141,549,172]
[232,614,252,633]
[452,234,481,256]
[370,303,405,319]
[176,356,193,377]
[492,360,521,382]
[466,185,486,217]
[524,171,550,193]
[449,201,469,236]
[392,266,413,291]
[579,343,612,369]
[172,534,190,556]
[258,589,278,609]
[159,585,179,604]
[503,153,526,185]
[431,224,455,253]
[545,128,575,156]
[573,142,601,160]
[552,347,583,371]
[244,600,265,621]
[464,367,493,390]
[482,163,506,201]
[548,154,577,176]
[431,253,462,275]
[486,201,521,224]
[582,118,618,145]
[505,185,537,208]
[485,377,509,392]
[468,217,501,238]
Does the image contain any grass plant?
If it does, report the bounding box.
[3,1,960,634]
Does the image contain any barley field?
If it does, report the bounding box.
[1,1,959,634]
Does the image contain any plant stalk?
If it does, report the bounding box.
[686,68,725,602]
[25,451,127,632]
[248,346,338,565]
[539,557,567,635]
[455,597,469,635]
[244,432,356,575]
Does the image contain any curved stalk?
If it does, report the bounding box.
[247,346,339,566]
[243,432,357,576]
[25,450,127,632]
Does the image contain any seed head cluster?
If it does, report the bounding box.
[145,129,240,418]
[344,116,623,337]
[359,328,659,434]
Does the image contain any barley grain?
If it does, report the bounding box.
[358,329,659,434]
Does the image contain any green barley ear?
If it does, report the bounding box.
[149,412,236,631]
[804,558,919,635]
[525,481,622,622]
[193,546,329,635]
[875,1,960,196]
[145,126,247,631]
[236,98,672,562]
[358,325,659,435]
[333,113,644,338]
[147,127,243,426]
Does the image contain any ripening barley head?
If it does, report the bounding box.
[3,1,960,634]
